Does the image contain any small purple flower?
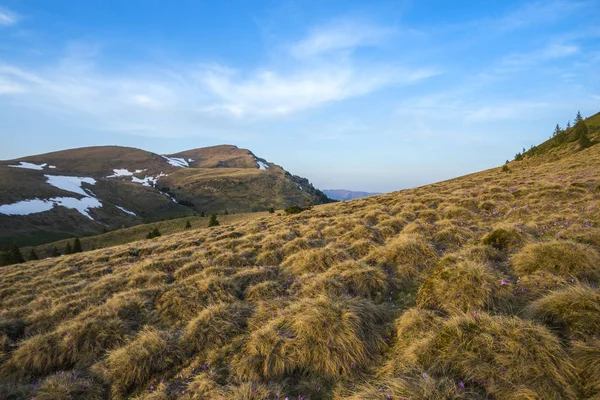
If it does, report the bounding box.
[458,381,465,389]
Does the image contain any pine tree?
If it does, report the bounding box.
[73,238,82,253]
[575,111,583,124]
[553,124,562,137]
[146,228,161,239]
[579,131,592,149]
[51,246,60,257]
[566,120,571,130]
[9,244,24,264]
[224,209,229,215]
[268,207,275,214]
[0,251,9,266]
[28,249,38,261]
[200,211,206,217]
[185,220,192,229]
[65,242,73,255]
[208,213,220,227]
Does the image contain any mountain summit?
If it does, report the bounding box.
[0,145,330,246]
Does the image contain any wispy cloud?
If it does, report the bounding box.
[0,20,439,132]
[290,19,395,58]
[0,6,17,26]
[200,62,438,117]
[496,0,589,30]
[503,41,580,67]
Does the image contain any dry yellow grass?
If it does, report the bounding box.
[1,129,600,398]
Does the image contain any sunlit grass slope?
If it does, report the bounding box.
[2,128,600,399]
[21,211,269,259]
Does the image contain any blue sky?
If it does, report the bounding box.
[0,0,599,192]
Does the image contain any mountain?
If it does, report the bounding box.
[1,112,600,399]
[323,189,381,201]
[0,145,330,246]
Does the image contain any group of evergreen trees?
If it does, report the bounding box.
[515,111,593,161]
[0,244,25,266]
[0,237,83,267]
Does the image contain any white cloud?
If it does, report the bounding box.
[290,20,395,58]
[496,0,589,30]
[503,41,580,67]
[0,21,439,133]
[200,63,438,117]
[0,6,17,26]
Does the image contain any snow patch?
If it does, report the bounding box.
[188,158,194,162]
[0,197,102,220]
[49,165,57,169]
[256,159,269,170]
[8,162,47,170]
[161,155,189,168]
[131,172,166,187]
[0,198,54,215]
[45,175,96,197]
[116,205,136,216]
[107,168,134,178]
[297,184,303,190]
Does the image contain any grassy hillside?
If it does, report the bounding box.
[2,128,600,398]
[0,145,329,247]
[20,211,269,259]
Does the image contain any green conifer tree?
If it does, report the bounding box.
[208,213,220,227]
[73,238,83,253]
[185,220,192,229]
[28,249,38,261]
[9,244,24,264]
[51,246,60,257]
[65,242,73,255]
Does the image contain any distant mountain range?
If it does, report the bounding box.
[0,145,331,246]
[323,189,381,201]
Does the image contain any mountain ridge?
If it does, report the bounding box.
[0,144,331,246]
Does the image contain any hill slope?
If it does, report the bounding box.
[0,145,329,246]
[1,117,600,399]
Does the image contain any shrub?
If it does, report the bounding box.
[526,285,600,339]
[284,205,306,215]
[482,228,524,251]
[185,220,192,229]
[416,313,577,399]
[233,295,388,380]
[416,260,504,314]
[512,241,600,281]
[146,228,161,239]
[268,207,275,214]
[208,213,220,227]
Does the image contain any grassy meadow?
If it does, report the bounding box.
[1,133,600,398]
[20,212,270,259]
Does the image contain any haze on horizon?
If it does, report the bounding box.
[0,0,598,193]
